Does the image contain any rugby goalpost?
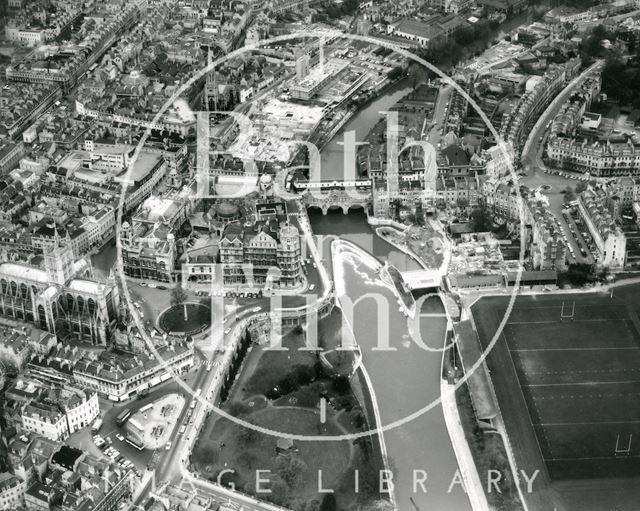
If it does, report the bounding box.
[560,301,575,321]
[615,434,633,457]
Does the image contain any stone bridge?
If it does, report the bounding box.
[302,189,372,215]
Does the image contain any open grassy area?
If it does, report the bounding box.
[472,291,640,482]
[194,309,385,509]
[240,327,317,399]
[193,406,353,506]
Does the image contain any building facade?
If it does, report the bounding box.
[546,137,640,177]
[0,244,120,345]
[577,189,627,267]
[219,221,302,288]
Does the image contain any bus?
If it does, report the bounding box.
[91,417,103,434]
[138,404,153,414]
[126,436,145,451]
[115,409,132,427]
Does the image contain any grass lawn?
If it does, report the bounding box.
[193,406,355,507]
[193,309,385,509]
[473,291,640,481]
[241,327,317,399]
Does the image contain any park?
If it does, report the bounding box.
[192,308,386,510]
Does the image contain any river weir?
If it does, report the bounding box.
[308,76,471,510]
[311,208,470,510]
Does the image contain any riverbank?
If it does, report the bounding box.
[330,235,470,510]
[315,75,408,154]
[441,379,491,511]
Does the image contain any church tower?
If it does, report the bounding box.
[44,243,75,286]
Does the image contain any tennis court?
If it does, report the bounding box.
[474,292,640,480]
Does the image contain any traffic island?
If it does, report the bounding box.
[125,393,185,450]
[158,302,211,336]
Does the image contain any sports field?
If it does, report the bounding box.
[472,289,640,481]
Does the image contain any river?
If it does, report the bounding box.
[312,80,469,510]
[319,80,413,181]
[310,212,469,511]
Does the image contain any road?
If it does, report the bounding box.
[95,349,210,471]
[425,84,452,148]
[150,309,285,511]
[579,9,640,30]
[519,60,605,264]
[520,59,604,172]
[128,204,331,508]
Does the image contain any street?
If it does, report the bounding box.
[519,60,605,264]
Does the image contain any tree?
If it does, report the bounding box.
[454,25,475,46]
[575,181,588,194]
[563,186,576,202]
[268,475,290,506]
[408,62,429,88]
[387,66,404,81]
[332,374,351,395]
[238,426,260,444]
[171,284,189,320]
[302,499,320,511]
[294,364,314,386]
[470,206,494,232]
[319,494,337,511]
[276,454,307,490]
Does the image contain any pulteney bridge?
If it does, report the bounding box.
[302,189,372,215]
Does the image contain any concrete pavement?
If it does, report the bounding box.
[440,380,490,511]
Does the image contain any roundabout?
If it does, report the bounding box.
[158,302,211,335]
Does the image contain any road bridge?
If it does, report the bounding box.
[302,189,371,215]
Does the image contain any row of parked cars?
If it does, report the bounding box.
[93,434,141,477]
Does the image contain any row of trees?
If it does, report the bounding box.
[413,18,500,73]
